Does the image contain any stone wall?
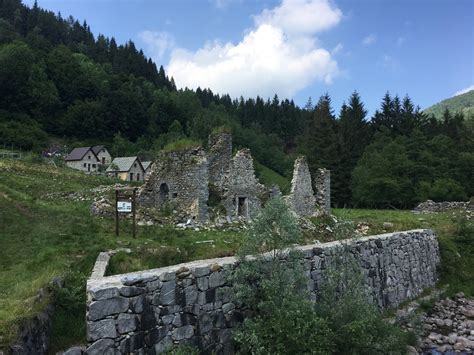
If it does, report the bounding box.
[85,229,440,354]
[137,148,209,222]
[286,156,316,217]
[413,200,472,214]
[314,168,331,214]
[222,149,264,221]
[208,133,232,196]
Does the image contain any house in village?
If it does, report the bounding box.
[65,147,100,172]
[106,157,146,181]
[91,145,112,165]
[64,145,112,172]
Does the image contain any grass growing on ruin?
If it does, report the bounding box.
[161,138,201,152]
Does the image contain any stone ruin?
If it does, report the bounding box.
[137,133,331,224]
[285,156,316,217]
[413,199,473,214]
[137,147,209,222]
[314,168,331,215]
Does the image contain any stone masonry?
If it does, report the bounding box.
[207,132,232,196]
[135,133,331,223]
[85,229,440,354]
[286,156,316,217]
[137,147,209,222]
[314,168,331,214]
[222,149,265,221]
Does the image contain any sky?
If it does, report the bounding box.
[24,0,474,115]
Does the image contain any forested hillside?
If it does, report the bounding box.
[0,0,472,208]
[424,90,474,119]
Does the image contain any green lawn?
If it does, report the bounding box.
[0,159,471,352]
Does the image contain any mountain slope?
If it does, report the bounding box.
[424,90,474,119]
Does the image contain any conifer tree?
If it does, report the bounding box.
[337,91,370,205]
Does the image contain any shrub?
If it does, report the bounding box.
[315,228,409,354]
[232,198,334,354]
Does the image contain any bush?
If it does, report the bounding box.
[315,228,409,354]
[232,198,334,354]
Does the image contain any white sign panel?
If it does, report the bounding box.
[117,201,132,213]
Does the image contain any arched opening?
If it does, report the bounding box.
[159,183,170,204]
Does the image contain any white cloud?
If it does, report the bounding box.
[165,0,342,99]
[362,33,376,46]
[138,31,174,59]
[254,0,342,35]
[453,85,474,97]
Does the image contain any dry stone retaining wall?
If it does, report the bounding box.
[86,229,440,354]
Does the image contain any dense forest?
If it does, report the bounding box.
[0,0,472,208]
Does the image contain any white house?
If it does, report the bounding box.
[91,145,112,165]
[64,147,100,172]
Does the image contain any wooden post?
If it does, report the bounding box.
[115,189,119,236]
[132,188,137,239]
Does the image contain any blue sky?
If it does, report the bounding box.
[25,0,474,115]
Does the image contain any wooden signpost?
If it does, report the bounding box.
[115,187,137,238]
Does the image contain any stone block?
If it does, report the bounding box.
[172,325,194,341]
[209,271,225,288]
[197,277,209,291]
[130,295,145,313]
[87,319,117,341]
[88,297,129,321]
[117,313,137,334]
[194,266,211,277]
[160,280,176,305]
[88,286,119,301]
[85,338,115,355]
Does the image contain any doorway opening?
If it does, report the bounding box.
[159,183,170,204]
[237,197,248,218]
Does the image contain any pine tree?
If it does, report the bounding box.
[337,91,370,206]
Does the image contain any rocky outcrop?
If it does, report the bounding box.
[85,229,440,354]
[286,156,316,217]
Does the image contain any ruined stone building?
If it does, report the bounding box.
[137,147,209,222]
[137,133,330,223]
[285,156,316,217]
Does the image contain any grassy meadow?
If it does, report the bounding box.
[0,158,472,352]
